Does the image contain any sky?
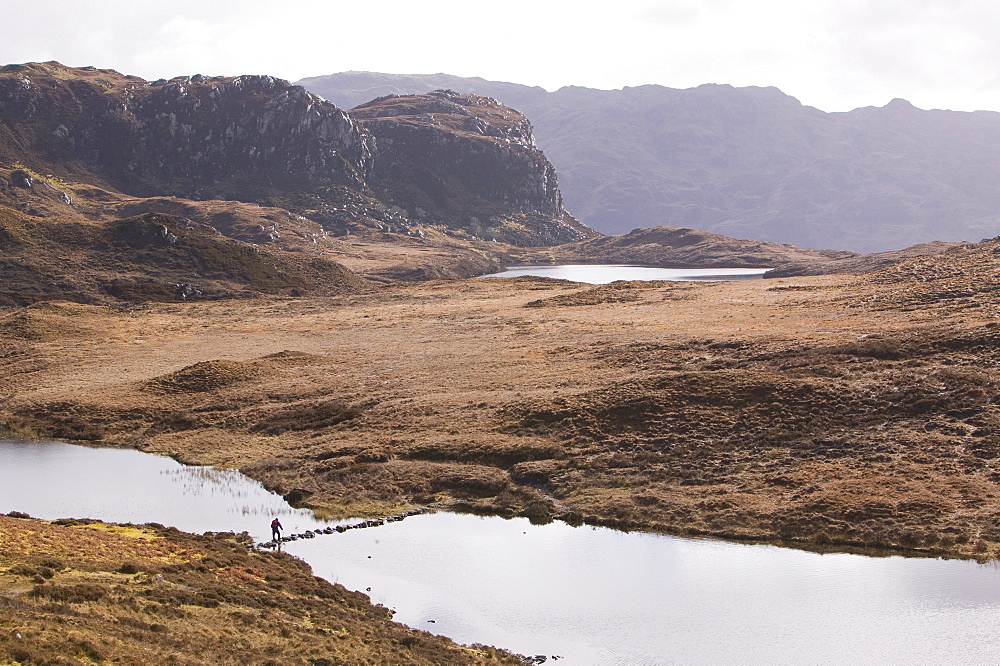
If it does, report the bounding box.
[3,0,1000,114]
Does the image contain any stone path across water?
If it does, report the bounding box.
[255,508,428,549]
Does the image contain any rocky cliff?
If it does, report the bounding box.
[0,62,588,248]
[0,62,372,200]
[300,72,1000,253]
[351,90,593,246]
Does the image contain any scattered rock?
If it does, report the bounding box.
[10,169,32,188]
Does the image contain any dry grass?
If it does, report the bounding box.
[0,515,525,665]
[3,241,1000,560]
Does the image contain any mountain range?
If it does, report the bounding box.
[298,72,1000,252]
[0,62,858,304]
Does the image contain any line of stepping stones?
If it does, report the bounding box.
[255,508,427,549]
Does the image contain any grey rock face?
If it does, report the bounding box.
[1,63,590,247]
[64,75,372,198]
[352,90,593,246]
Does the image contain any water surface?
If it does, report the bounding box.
[0,439,326,537]
[3,439,1000,666]
[481,264,769,284]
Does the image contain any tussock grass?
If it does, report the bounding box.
[0,515,526,665]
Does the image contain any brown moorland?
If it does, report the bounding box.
[3,239,1000,559]
[0,514,523,665]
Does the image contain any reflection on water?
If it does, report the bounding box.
[292,514,1000,666]
[0,439,328,538]
[481,264,770,284]
[160,467,283,517]
[4,439,1000,666]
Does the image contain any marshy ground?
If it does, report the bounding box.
[3,240,1000,560]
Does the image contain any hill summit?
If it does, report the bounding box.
[0,62,592,247]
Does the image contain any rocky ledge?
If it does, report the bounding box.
[0,62,593,248]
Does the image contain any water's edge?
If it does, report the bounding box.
[6,439,1000,666]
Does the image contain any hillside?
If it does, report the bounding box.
[0,160,499,303]
[764,241,964,278]
[0,515,522,665]
[0,205,369,306]
[0,62,587,251]
[299,72,1000,252]
[513,225,858,268]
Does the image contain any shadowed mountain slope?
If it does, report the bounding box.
[352,90,593,246]
[299,72,1000,252]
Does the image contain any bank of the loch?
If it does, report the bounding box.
[3,241,1000,561]
[0,514,525,666]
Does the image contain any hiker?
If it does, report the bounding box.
[271,518,283,541]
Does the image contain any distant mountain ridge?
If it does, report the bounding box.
[298,72,1000,252]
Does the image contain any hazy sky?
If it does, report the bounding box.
[3,0,999,113]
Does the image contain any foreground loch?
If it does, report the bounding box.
[5,440,1000,666]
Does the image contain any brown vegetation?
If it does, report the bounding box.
[513,225,859,268]
[0,514,524,665]
[3,240,1000,560]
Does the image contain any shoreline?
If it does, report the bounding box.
[4,244,1000,565]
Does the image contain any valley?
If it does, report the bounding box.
[4,239,999,559]
[3,59,1000,664]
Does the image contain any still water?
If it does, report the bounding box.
[481,265,769,284]
[4,439,1000,665]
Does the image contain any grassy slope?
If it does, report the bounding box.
[0,515,523,665]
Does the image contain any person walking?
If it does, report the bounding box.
[271,517,283,541]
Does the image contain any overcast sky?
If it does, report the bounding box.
[3,0,999,113]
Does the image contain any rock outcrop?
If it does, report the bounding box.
[0,62,590,248]
[0,62,372,199]
[352,90,594,246]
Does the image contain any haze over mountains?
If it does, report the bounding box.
[299,72,1000,253]
[2,61,874,305]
